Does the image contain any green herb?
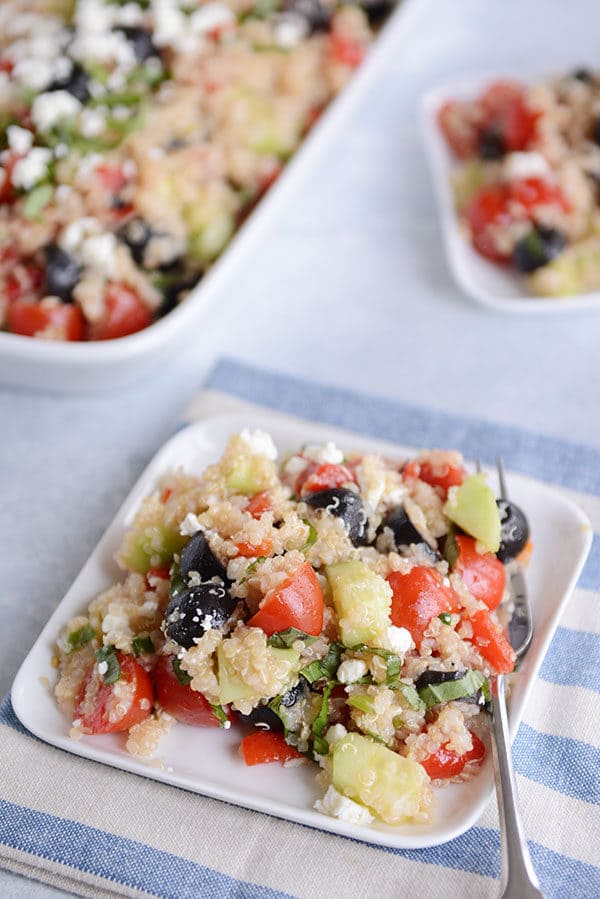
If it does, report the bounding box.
[395,683,426,712]
[444,525,459,569]
[417,670,487,709]
[438,612,452,626]
[239,556,266,584]
[347,693,374,715]
[348,644,402,688]
[267,628,317,649]
[300,519,318,553]
[392,715,405,729]
[67,623,95,653]
[95,646,120,684]
[363,729,387,745]
[312,734,329,757]
[300,642,343,684]
[90,91,143,109]
[172,657,192,686]
[169,563,186,599]
[309,681,334,757]
[23,183,53,220]
[210,703,230,727]
[239,0,278,20]
[132,635,155,656]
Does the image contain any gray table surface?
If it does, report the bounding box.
[3,0,600,895]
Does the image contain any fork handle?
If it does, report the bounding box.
[490,675,545,899]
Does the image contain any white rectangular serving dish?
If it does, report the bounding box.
[422,71,600,315]
[11,408,592,849]
[0,0,420,393]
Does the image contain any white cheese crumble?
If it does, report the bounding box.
[189,3,234,35]
[503,151,550,182]
[79,107,107,137]
[31,90,82,133]
[325,723,348,746]
[314,786,374,825]
[274,12,308,48]
[386,625,414,655]
[283,454,308,479]
[79,233,117,277]
[179,512,203,537]
[61,217,101,253]
[11,147,52,189]
[302,442,344,465]
[7,125,33,155]
[336,659,368,684]
[97,660,108,676]
[240,428,278,460]
[12,58,55,91]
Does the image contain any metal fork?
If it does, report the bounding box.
[485,458,545,899]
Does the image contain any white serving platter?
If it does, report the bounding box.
[421,71,600,315]
[11,408,592,848]
[0,0,422,393]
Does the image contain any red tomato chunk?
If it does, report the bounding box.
[241,731,302,766]
[422,732,486,779]
[388,566,460,648]
[247,561,324,637]
[454,534,506,611]
[154,655,229,727]
[75,654,153,735]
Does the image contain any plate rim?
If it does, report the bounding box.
[10,407,593,849]
[420,69,600,315]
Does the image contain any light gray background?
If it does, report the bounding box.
[2,0,600,895]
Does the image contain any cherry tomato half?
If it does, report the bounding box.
[7,299,85,340]
[75,653,154,735]
[247,561,324,637]
[297,462,356,496]
[403,458,466,497]
[469,609,515,674]
[88,283,152,341]
[454,534,506,611]
[388,566,460,648]
[422,732,486,779]
[240,731,302,766]
[154,654,229,727]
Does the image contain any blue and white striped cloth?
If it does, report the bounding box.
[1,359,598,899]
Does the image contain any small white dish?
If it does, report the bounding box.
[421,72,600,314]
[11,408,592,848]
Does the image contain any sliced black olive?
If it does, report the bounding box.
[117,217,183,270]
[571,67,594,83]
[415,669,467,689]
[179,530,229,584]
[377,503,439,559]
[358,0,395,25]
[48,62,91,103]
[512,225,567,273]
[117,218,153,266]
[237,681,304,731]
[163,584,236,648]
[305,487,368,546]
[114,26,158,61]
[283,0,330,32]
[496,500,529,563]
[478,126,506,160]
[45,244,81,301]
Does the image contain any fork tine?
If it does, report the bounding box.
[496,456,508,500]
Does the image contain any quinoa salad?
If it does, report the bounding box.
[1,0,392,342]
[53,429,531,827]
[438,71,600,298]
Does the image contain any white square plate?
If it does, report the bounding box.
[421,72,600,315]
[11,409,592,848]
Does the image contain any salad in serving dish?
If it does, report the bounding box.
[0,0,393,342]
[53,429,530,828]
[438,70,600,298]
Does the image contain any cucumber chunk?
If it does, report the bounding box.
[326,560,392,648]
[217,644,299,705]
[121,523,186,574]
[332,733,431,824]
[225,455,271,495]
[443,474,501,553]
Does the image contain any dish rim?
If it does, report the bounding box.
[10,407,593,849]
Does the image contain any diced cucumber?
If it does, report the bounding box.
[326,560,392,648]
[217,644,299,705]
[121,523,186,574]
[527,237,600,297]
[225,455,270,495]
[443,474,501,553]
[451,161,486,213]
[332,733,431,824]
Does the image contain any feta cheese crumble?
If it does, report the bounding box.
[11,148,52,189]
[503,151,550,182]
[337,659,368,684]
[314,786,374,825]
[386,625,414,654]
[240,428,278,460]
[31,90,82,133]
[6,125,33,155]
[302,442,344,465]
[180,512,203,537]
[325,723,348,746]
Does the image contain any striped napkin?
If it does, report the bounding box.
[1,358,598,899]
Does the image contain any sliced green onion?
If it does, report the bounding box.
[312,734,329,757]
[95,646,120,684]
[239,555,266,584]
[210,703,230,727]
[417,670,487,709]
[301,642,343,684]
[395,683,425,712]
[132,635,155,656]
[347,693,374,714]
[172,657,192,686]
[23,183,53,220]
[67,623,95,653]
[300,519,317,553]
[267,628,316,649]
[312,682,334,740]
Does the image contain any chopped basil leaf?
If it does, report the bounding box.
[169,563,186,599]
[438,612,452,626]
[239,556,267,584]
[348,644,402,688]
[347,693,374,714]
[23,183,53,220]
[417,669,487,709]
[395,683,425,712]
[300,519,317,553]
[267,628,317,649]
[301,642,343,684]
[210,703,229,727]
[95,645,120,684]
[132,635,155,656]
[444,526,459,569]
[311,682,334,749]
[312,734,329,757]
[67,623,95,653]
[172,657,192,686]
